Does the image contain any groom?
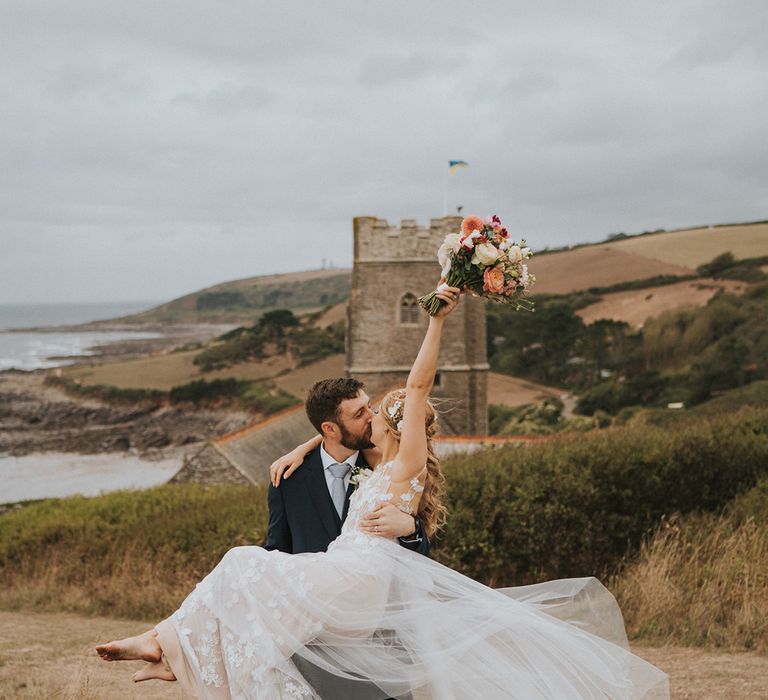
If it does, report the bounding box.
[266,377,427,699]
[266,376,429,555]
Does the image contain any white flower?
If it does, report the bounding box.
[437,233,461,276]
[350,467,372,488]
[461,230,482,250]
[396,420,404,432]
[507,245,522,263]
[521,264,529,285]
[387,400,402,418]
[521,247,531,258]
[471,242,500,267]
[443,232,461,251]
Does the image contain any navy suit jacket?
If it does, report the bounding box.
[266,446,429,557]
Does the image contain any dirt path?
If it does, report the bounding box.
[0,611,765,699]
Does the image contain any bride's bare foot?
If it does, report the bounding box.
[132,661,176,683]
[95,629,162,662]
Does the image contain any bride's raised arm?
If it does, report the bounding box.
[391,284,461,482]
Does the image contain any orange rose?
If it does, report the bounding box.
[483,265,505,294]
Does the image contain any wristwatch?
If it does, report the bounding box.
[397,515,422,544]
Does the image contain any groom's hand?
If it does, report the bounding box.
[360,503,416,539]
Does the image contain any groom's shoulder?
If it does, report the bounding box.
[274,446,321,494]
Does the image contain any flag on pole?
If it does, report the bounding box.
[448,160,469,172]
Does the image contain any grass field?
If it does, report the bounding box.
[528,247,694,294]
[576,278,745,328]
[486,372,565,407]
[63,351,294,391]
[608,223,768,268]
[272,353,345,397]
[529,222,768,295]
[310,301,347,328]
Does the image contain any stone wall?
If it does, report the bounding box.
[170,443,252,485]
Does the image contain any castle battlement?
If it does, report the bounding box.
[353,216,463,262]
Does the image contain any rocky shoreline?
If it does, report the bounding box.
[0,370,253,459]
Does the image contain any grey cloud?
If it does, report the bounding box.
[358,51,465,86]
[1,0,766,303]
[172,83,275,114]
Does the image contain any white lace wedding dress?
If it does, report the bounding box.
[156,461,669,699]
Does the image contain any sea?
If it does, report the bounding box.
[0,301,161,371]
[0,453,181,504]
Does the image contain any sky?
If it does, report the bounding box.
[1,0,766,304]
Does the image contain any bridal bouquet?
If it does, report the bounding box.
[419,214,535,315]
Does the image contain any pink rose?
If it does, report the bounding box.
[483,265,505,294]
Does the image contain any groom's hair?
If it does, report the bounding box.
[305,377,365,433]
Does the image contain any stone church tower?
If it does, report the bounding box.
[347,216,488,435]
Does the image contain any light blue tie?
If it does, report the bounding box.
[328,462,351,517]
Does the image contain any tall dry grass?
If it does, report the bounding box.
[0,484,268,619]
[612,480,768,652]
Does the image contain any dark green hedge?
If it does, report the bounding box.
[432,407,768,585]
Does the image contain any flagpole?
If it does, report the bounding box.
[443,165,448,217]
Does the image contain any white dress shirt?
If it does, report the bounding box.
[319,443,359,498]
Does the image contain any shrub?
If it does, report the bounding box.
[193,309,343,371]
[193,332,265,371]
[576,371,667,415]
[240,382,299,414]
[169,378,244,405]
[169,378,299,413]
[292,324,345,366]
[697,251,737,277]
[488,404,517,434]
[196,291,248,310]
[697,252,768,281]
[432,408,768,586]
[44,375,165,405]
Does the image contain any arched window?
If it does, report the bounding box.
[399,293,419,325]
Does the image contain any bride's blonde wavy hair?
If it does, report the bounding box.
[379,388,448,538]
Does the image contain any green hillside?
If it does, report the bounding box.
[111,269,351,324]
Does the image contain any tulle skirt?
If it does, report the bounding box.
[156,531,669,699]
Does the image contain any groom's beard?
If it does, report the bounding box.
[339,422,374,451]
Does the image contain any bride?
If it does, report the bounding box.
[97,284,668,699]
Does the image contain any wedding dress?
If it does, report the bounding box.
[155,461,669,699]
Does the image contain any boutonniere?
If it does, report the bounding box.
[350,464,372,490]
